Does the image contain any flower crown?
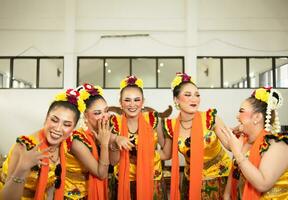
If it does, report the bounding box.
[171,72,195,90]
[54,88,86,113]
[78,83,104,101]
[252,87,283,133]
[120,75,143,90]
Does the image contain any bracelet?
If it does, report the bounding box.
[11,176,25,184]
[236,155,247,166]
[98,159,110,166]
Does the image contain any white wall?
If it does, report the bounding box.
[0,0,288,155]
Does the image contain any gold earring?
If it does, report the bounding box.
[253,121,257,125]
[174,102,180,110]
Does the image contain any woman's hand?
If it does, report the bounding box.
[220,126,243,155]
[16,142,49,173]
[115,136,135,151]
[94,118,111,146]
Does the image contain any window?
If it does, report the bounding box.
[276,57,288,87]
[0,57,64,89]
[197,58,221,88]
[196,57,287,89]
[77,57,184,88]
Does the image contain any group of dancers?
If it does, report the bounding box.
[0,72,287,200]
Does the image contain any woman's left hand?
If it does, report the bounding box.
[220,126,243,155]
[94,118,112,147]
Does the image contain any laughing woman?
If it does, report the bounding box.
[111,75,168,200]
[222,87,288,200]
[162,73,232,200]
[64,83,124,200]
[0,89,83,200]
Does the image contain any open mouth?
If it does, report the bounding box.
[50,131,62,140]
[128,108,138,112]
[190,103,197,108]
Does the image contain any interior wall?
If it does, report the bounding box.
[0,0,288,156]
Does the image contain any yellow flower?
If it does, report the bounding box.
[54,92,67,101]
[135,79,144,89]
[77,99,86,113]
[255,88,269,103]
[171,76,182,90]
[120,79,127,90]
[79,90,90,101]
[94,85,104,96]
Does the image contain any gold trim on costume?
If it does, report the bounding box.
[203,149,225,169]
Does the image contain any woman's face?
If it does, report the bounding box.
[120,87,144,118]
[236,100,255,134]
[84,98,108,132]
[44,106,76,146]
[175,83,200,114]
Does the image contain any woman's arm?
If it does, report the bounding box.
[157,137,172,160]
[236,141,288,192]
[72,120,111,180]
[223,169,233,200]
[214,116,231,150]
[1,143,48,200]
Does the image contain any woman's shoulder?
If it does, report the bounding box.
[162,117,177,138]
[260,132,288,154]
[201,108,217,130]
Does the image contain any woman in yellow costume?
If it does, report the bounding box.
[222,87,288,200]
[0,88,83,200]
[64,83,128,200]
[162,73,232,200]
[111,75,169,200]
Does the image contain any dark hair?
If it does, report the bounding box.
[246,97,275,124]
[84,95,106,110]
[47,101,81,124]
[120,85,144,100]
[173,81,198,98]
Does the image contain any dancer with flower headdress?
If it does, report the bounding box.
[222,87,288,200]
[0,89,83,200]
[162,72,232,200]
[63,83,130,200]
[110,75,169,200]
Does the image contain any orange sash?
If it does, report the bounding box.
[118,113,154,200]
[86,130,108,200]
[34,129,66,200]
[242,129,267,200]
[170,112,204,200]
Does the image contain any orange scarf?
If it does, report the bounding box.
[170,112,204,200]
[34,129,66,200]
[86,130,108,200]
[118,113,154,200]
[242,129,267,200]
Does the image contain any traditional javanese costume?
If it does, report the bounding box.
[110,111,166,200]
[231,131,288,200]
[0,130,67,200]
[163,109,231,200]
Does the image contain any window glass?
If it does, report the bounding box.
[13,59,37,88]
[0,59,10,88]
[197,58,220,88]
[79,58,104,86]
[39,59,63,88]
[132,58,156,88]
[276,57,288,88]
[223,59,246,88]
[105,58,130,88]
[250,58,272,87]
[158,58,183,88]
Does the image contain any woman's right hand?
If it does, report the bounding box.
[115,136,135,151]
[94,118,112,147]
[16,142,49,173]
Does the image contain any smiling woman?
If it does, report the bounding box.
[0,89,82,200]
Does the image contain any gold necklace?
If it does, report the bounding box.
[128,128,138,135]
[180,121,192,130]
